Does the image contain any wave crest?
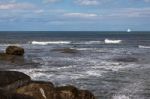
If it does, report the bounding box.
[30,41,71,45]
[105,39,122,44]
[139,45,150,49]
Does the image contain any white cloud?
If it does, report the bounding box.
[43,0,61,3]
[0,3,35,10]
[75,0,99,6]
[107,7,150,18]
[64,12,98,19]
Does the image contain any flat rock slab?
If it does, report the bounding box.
[0,71,31,91]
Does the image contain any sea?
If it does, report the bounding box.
[0,31,150,99]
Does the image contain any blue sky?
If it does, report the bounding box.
[0,0,150,31]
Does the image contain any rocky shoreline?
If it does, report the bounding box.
[0,46,95,99]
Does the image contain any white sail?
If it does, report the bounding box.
[127,29,131,32]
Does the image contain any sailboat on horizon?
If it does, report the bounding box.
[127,29,131,32]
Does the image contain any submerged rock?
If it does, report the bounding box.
[52,48,78,54]
[0,71,31,91]
[114,57,138,62]
[6,46,24,56]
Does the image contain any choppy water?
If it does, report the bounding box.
[0,31,150,99]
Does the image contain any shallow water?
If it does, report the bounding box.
[0,32,150,99]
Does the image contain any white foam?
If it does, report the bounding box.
[138,45,150,49]
[112,95,130,99]
[105,39,122,44]
[73,41,102,45]
[31,41,71,45]
[85,70,103,77]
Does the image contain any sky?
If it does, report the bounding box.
[0,0,150,31]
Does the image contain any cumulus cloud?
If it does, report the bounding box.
[0,3,35,10]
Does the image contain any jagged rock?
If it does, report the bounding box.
[0,90,34,99]
[16,81,57,99]
[0,71,31,91]
[6,46,24,56]
[52,48,77,53]
[78,90,95,99]
[55,85,95,99]
[0,71,95,99]
[55,85,79,99]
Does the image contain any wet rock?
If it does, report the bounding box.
[55,85,95,99]
[0,90,34,99]
[55,85,79,99]
[78,90,95,99]
[0,71,31,91]
[52,48,77,53]
[0,53,25,63]
[114,57,138,62]
[16,81,57,99]
[6,46,24,56]
[0,71,95,99]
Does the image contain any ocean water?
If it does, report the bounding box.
[0,31,150,99]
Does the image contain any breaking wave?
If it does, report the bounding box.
[138,45,150,49]
[30,41,71,45]
[105,39,122,44]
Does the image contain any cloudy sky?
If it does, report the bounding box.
[0,0,150,31]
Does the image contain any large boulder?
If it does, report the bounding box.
[0,90,34,99]
[16,83,95,99]
[16,81,57,99]
[0,71,95,99]
[78,90,95,99]
[55,85,95,99]
[55,85,79,99]
[0,53,25,63]
[6,46,24,56]
[0,71,31,91]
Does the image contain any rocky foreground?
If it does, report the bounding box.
[0,46,95,99]
[0,71,95,99]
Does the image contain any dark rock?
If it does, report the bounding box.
[6,46,24,56]
[0,53,25,63]
[78,90,95,99]
[0,71,95,99]
[52,48,77,53]
[16,81,56,99]
[55,85,79,99]
[0,90,34,99]
[114,57,138,62]
[0,71,31,91]
[0,53,16,61]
